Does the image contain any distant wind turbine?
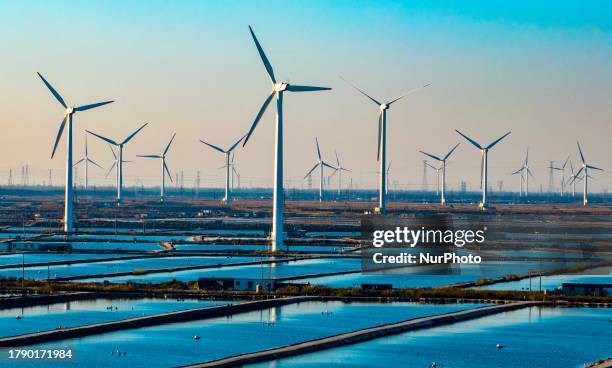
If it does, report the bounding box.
[242,26,331,251]
[511,148,534,198]
[419,143,460,205]
[425,162,441,196]
[304,138,336,202]
[200,135,244,204]
[86,123,148,204]
[37,73,114,231]
[73,135,103,191]
[137,133,176,202]
[567,160,578,198]
[575,141,603,206]
[456,130,511,209]
[340,76,429,214]
[329,150,351,196]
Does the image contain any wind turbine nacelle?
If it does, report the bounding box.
[274,83,288,92]
[379,104,388,111]
[66,107,75,114]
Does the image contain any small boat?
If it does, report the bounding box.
[496,343,504,349]
[193,335,201,340]
[15,315,22,320]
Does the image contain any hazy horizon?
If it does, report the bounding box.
[1,0,610,192]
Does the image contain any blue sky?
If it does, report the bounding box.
[1,0,610,191]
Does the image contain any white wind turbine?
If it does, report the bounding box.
[511,148,534,198]
[567,160,578,198]
[558,157,570,196]
[86,123,148,204]
[425,162,441,196]
[575,141,603,206]
[105,144,132,180]
[304,138,336,202]
[242,26,331,251]
[340,77,429,214]
[419,143,460,205]
[73,135,103,191]
[137,133,176,202]
[37,73,114,231]
[200,135,244,204]
[329,150,351,196]
[456,130,511,209]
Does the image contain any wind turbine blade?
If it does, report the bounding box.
[286,85,331,92]
[525,148,529,165]
[304,163,319,179]
[88,159,104,170]
[164,162,173,182]
[122,123,148,145]
[217,165,227,170]
[228,135,245,153]
[443,143,460,161]
[577,141,585,163]
[511,168,522,175]
[322,162,336,170]
[108,143,117,159]
[75,100,114,112]
[105,162,116,179]
[232,167,239,176]
[419,150,441,162]
[387,84,431,106]
[37,73,67,108]
[243,91,275,146]
[587,165,603,171]
[575,166,584,177]
[163,133,176,155]
[199,140,225,153]
[343,168,352,172]
[51,115,67,159]
[480,152,484,190]
[85,135,88,156]
[248,26,276,84]
[329,168,338,178]
[569,160,575,175]
[137,154,162,158]
[455,130,482,149]
[339,76,381,106]
[562,156,570,168]
[426,162,438,171]
[87,130,117,146]
[387,160,392,173]
[486,131,511,149]
[377,112,382,161]
[315,137,321,160]
[73,158,85,166]
[334,150,340,167]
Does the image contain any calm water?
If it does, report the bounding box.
[175,243,343,252]
[474,274,612,291]
[22,301,486,367]
[0,298,228,338]
[294,261,582,288]
[0,253,128,265]
[249,307,612,368]
[0,256,268,280]
[78,257,360,283]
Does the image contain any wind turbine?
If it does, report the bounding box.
[419,143,460,205]
[329,150,351,196]
[456,130,511,209]
[559,157,570,196]
[200,135,244,204]
[304,138,336,202]
[575,141,603,206]
[37,73,114,231]
[425,162,441,196]
[86,123,148,204]
[229,152,241,192]
[242,26,331,251]
[73,135,103,190]
[567,160,578,198]
[340,76,429,214]
[105,144,132,180]
[137,133,176,201]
